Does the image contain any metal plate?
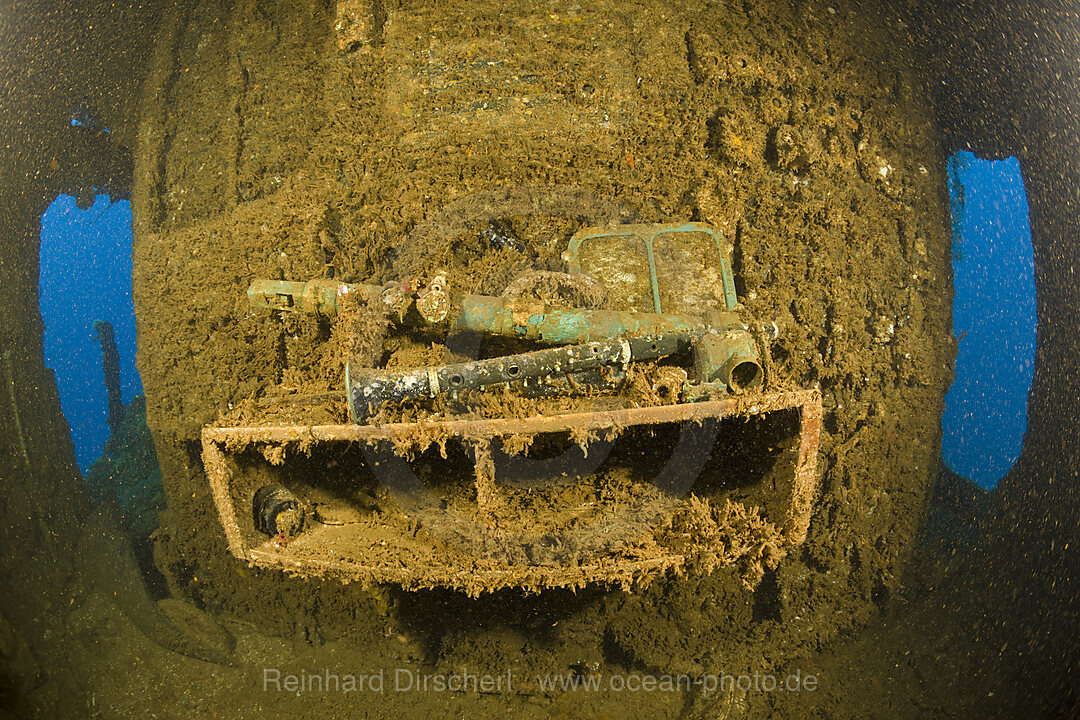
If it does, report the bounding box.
[564,222,738,314]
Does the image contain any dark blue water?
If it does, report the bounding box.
[943,152,1036,489]
[39,194,141,471]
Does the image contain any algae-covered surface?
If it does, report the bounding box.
[116,0,955,715]
[85,395,165,540]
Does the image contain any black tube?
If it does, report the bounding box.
[347,335,688,422]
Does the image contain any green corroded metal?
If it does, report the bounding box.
[248,221,740,322]
[693,330,763,392]
[564,222,738,313]
[248,278,351,315]
[449,294,743,344]
[246,278,743,342]
[245,222,764,402]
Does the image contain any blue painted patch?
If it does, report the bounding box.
[39,194,141,472]
[942,152,1036,489]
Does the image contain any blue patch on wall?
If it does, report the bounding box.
[39,194,141,472]
[943,152,1036,489]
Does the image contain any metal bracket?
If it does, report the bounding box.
[563,222,738,314]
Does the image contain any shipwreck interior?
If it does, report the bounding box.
[1,0,1078,717]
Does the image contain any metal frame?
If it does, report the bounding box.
[564,222,739,313]
[202,389,821,592]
